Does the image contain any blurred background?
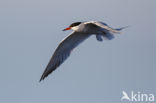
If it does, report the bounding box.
[0,0,156,103]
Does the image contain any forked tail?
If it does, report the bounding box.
[115,26,129,31]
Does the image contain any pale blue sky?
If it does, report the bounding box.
[0,0,156,103]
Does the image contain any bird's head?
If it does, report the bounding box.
[63,22,82,31]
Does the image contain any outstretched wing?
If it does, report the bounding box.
[40,32,90,81]
[85,21,127,40]
[85,21,121,33]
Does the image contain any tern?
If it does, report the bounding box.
[40,21,127,81]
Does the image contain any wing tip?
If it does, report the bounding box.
[39,67,55,82]
[39,74,45,82]
[39,69,50,82]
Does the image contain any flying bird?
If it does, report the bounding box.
[40,21,127,81]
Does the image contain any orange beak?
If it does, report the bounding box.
[63,27,71,31]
